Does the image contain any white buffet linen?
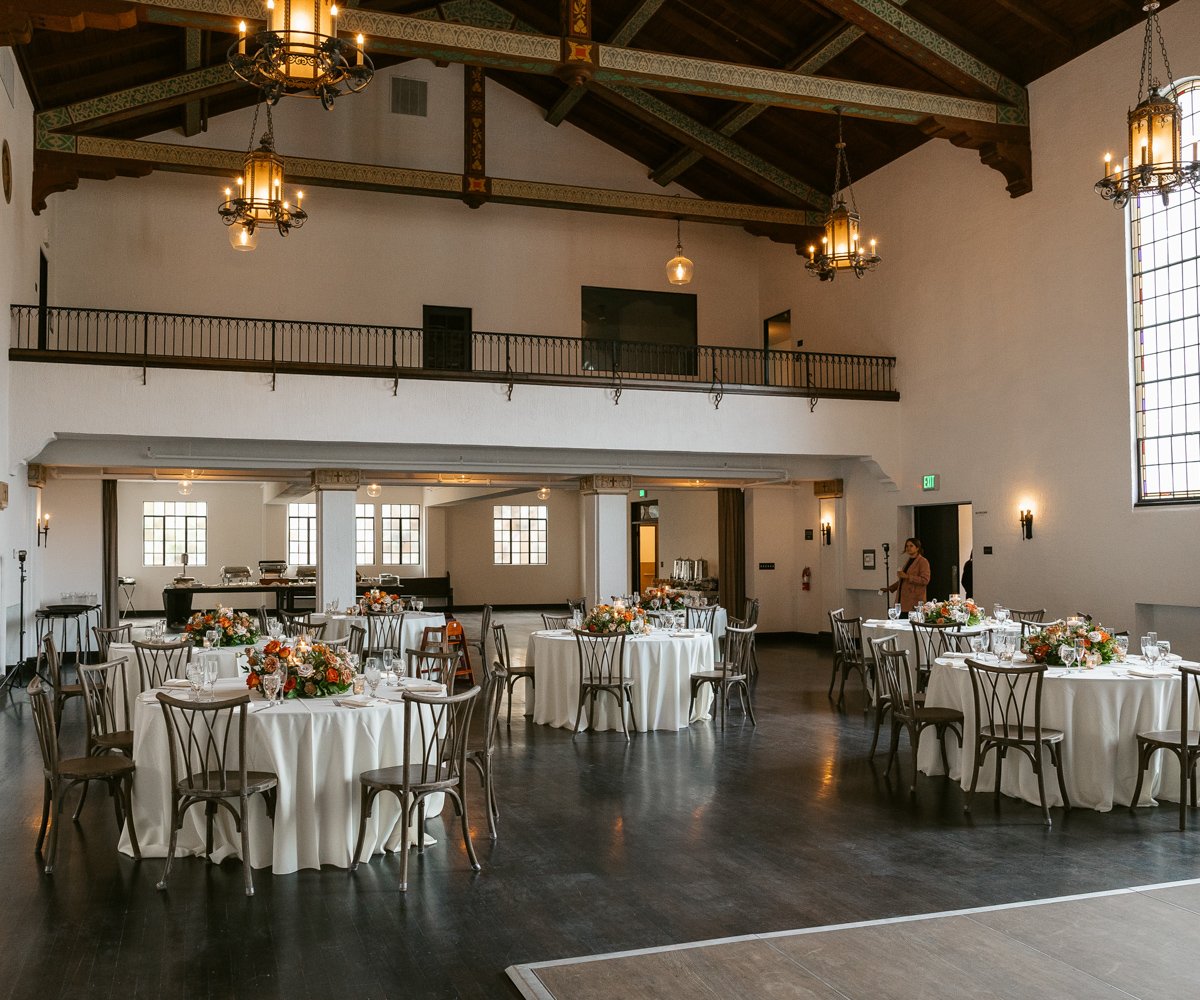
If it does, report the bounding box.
[316,611,446,652]
[119,677,444,874]
[917,655,1200,812]
[528,630,715,732]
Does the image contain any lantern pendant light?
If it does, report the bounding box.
[805,110,880,281]
[665,216,694,285]
[1095,2,1200,209]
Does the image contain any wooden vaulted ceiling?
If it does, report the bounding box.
[0,0,1176,248]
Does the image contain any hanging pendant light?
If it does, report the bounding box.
[805,110,881,281]
[1095,2,1200,208]
[229,2,373,110]
[665,217,694,286]
[218,101,308,249]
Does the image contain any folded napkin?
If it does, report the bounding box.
[335,694,377,708]
[163,677,192,688]
[1125,666,1177,678]
[395,677,443,692]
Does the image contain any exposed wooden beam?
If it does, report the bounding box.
[807,0,1027,112]
[114,1,1018,126]
[990,0,1074,50]
[0,0,138,46]
[546,0,666,126]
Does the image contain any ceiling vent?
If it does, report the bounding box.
[391,77,428,117]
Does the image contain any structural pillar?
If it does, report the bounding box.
[578,475,631,608]
[312,469,359,613]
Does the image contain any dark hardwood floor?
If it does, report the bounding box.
[2,634,1198,999]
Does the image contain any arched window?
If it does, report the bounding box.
[1132,78,1200,503]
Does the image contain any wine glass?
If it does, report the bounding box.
[1074,638,1089,669]
[346,652,360,674]
[1114,635,1129,662]
[1059,644,1077,671]
[968,634,987,656]
[887,604,901,621]
[382,648,395,682]
[994,606,1009,623]
[205,628,221,649]
[1144,640,1162,667]
[268,619,283,641]
[1157,639,1172,662]
[186,661,205,700]
[365,659,381,698]
[261,669,281,705]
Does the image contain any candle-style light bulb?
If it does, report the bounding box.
[356,32,364,67]
[238,20,247,54]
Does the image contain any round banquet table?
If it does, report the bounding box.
[860,618,1020,660]
[315,611,446,652]
[917,653,1199,812]
[119,676,444,874]
[528,629,715,732]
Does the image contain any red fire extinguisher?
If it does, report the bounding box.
[802,566,812,591]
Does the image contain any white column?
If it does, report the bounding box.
[579,476,631,608]
[316,487,356,612]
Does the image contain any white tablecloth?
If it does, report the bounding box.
[917,654,1199,812]
[528,630,715,732]
[315,612,446,653]
[119,677,443,874]
[109,640,263,726]
[860,619,1019,661]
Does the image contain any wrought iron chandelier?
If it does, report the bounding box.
[217,102,308,251]
[805,110,880,281]
[665,217,694,285]
[229,0,373,109]
[1095,2,1199,208]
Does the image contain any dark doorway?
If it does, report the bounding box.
[630,499,659,594]
[913,504,960,601]
[762,309,791,385]
[422,305,472,371]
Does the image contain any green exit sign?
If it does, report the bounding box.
[638,489,646,498]
[922,474,939,491]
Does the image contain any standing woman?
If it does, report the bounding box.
[882,537,930,612]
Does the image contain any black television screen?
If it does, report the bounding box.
[581,285,697,376]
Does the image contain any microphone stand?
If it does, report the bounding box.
[881,542,891,616]
[1,551,28,699]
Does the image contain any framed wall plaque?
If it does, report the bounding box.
[862,549,876,570]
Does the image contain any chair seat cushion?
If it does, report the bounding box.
[1137,729,1200,747]
[95,730,134,753]
[59,754,135,780]
[691,670,747,683]
[980,724,1065,743]
[178,770,278,796]
[912,706,964,724]
[361,763,453,789]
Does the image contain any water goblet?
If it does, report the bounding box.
[968,634,987,656]
[381,648,395,682]
[887,604,901,621]
[994,606,1009,623]
[206,628,221,649]
[1145,640,1162,667]
[1114,635,1129,662]
[261,669,281,705]
[352,673,366,696]
[414,600,424,612]
[186,661,205,700]
[365,660,382,698]
[1074,638,1089,670]
[268,620,283,641]
[1059,644,1077,671]
[1140,635,1154,661]
[346,652,360,673]
[1157,640,1171,663]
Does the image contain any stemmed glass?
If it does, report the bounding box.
[994,606,1009,623]
[365,659,382,698]
[1114,635,1129,662]
[1074,638,1089,669]
[1059,644,1077,672]
[205,628,221,649]
[1157,640,1172,662]
[261,669,281,706]
[1144,639,1162,667]
[968,634,988,657]
[186,660,205,700]
[382,648,395,683]
[268,619,283,642]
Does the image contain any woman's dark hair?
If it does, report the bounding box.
[905,537,923,554]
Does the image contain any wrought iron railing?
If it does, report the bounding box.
[9,304,899,402]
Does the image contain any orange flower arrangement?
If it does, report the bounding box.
[246,638,354,698]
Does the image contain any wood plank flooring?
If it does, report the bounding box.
[510,880,1200,999]
[1,611,1198,999]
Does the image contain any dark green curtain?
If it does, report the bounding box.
[717,488,745,620]
[102,479,118,627]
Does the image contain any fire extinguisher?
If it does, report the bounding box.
[801,566,812,591]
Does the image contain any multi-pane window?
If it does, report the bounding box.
[355,503,375,565]
[287,502,317,566]
[143,500,207,567]
[493,505,548,565]
[381,504,420,565]
[1132,79,1200,502]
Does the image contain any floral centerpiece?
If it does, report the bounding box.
[245,638,355,698]
[580,603,649,635]
[183,606,260,646]
[362,588,399,612]
[918,596,984,626]
[640,586,686,611]
[1022,619,1117,666]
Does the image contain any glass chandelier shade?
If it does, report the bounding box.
[665,218,694,285]
[229,1,373,109]
[1095,2,1200,208]
[805,111,880,281]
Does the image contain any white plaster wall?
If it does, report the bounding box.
[442,488,580,606]
[777,0,1200,642]
[36,479,103,605]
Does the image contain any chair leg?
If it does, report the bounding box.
[46,791,64,874]
[828,653,840,699]
[938,724,951,775]
[157,799,182,891]
[122,775,141,860]
[240,794,255,896]
[867,700,888,759]
[1052,743,1070,814]
[965,743,984,815]
[572,688,587,739]
[72,780,89,822]
[1034,743,1051,827]
[1182,746,1190,832]
[1130,739,1151,810]
[352,785,373,869]
[994,749,1005,807]
[627,686,638,735]
[506,678,515,728]
[399,794,412,893]
[457,789,481,872]
[908,723,920,794]
[885,719,901,778]
[36,778,52,852]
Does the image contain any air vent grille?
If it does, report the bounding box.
[391,77,428,117]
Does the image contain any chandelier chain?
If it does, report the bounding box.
[831,110,859,214]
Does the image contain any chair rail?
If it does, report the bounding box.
[9,304,899,401]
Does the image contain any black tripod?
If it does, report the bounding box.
[1,550,28,698]
[881,542,891,616]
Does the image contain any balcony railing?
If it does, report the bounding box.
[9,304,899,402]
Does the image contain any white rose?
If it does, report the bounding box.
[1088,630,1102,641]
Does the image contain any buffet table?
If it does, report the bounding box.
[162,583,315,626]
[528,630,715,732]
[917,653,1200,812]
[119,676,444,873]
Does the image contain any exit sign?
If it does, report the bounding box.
[638,489,646,498]
[922,474,939,491]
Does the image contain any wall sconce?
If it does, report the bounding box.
[820,517,832,545]
[366,483,382,498]
[37,513,50,547]
[536,487,550,501]
[1019,508,1034,540]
